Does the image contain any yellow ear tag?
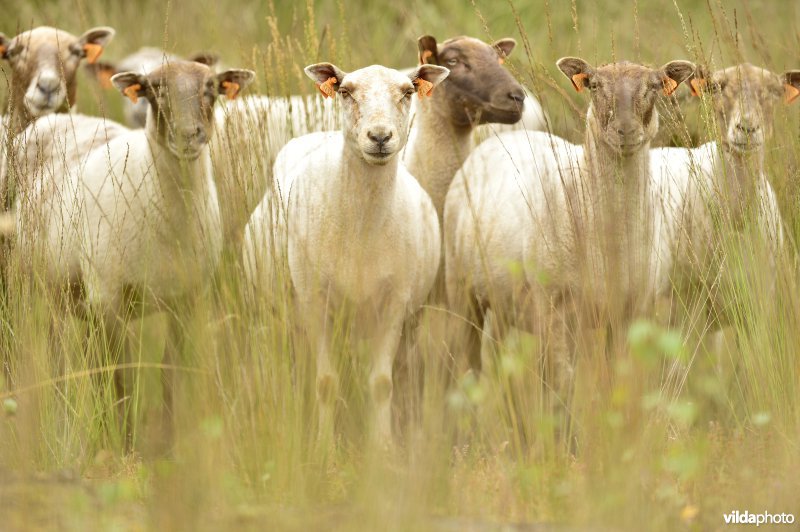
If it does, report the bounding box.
[83,43,104,64]
[419,50,433,65]
[662,77,679,96]
[123,83,141,104]
[222,80,240,100]
[689,78,707,97]
[317,76,337,98]
[784,84,800,104]
[414,78,434,99]
[498,56,505,65]
[571,73,588,93]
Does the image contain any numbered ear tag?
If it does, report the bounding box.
[317,77,337,98]
[785,84,800,104]
[662,77,679,96]
[123,83,141,104]
[571,73,588,92]
[414,78,434,99]
[83,43,104,64]
[689,78,707,97]
[222,80,240,100]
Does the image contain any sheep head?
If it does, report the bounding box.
[305,62,449,165]
[558,57,695,155]
[112,61,254,160]
[416,35,525,128]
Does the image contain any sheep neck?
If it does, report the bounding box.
[335,140,399,221]
[404,96,472,218]
[145,127,215,205]
[712,143,766,227]
[583,107,652,214]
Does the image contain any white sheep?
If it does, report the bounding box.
[0,26,115,209]
[15,60,254,447]
[0,26,115,134]
[445,58,695,391]
[651,63,799,329]
[243,62,448,445]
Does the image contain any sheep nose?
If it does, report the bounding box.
[616,124,638,136]
[508,88,525,104]
[368,130,392,147]
[180,126,207,144]
[735,122,759,134]
[36,75,60,95]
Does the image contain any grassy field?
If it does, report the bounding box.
[2,0,800,530]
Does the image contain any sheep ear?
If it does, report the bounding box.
[305,63,347,98]
[783,71,800,104]
[217,69,255,100]
[111,71,146,104]
[189,52,219,68]
[77,26,115,65]
[417,35,439,65]
[660,60,695,96]
[492,38,516,64]
[408,64,449,99]
[557,57,594,93]
[0,33,8,59]
[84,62,117,89]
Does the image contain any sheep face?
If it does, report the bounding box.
[111,61,254,160]
[305,63,448,165]
[692,64,800,154]
[558,58,695,155]
[0,26,114,118]
[417,35,525,128]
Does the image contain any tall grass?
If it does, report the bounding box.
[1,0,800,530]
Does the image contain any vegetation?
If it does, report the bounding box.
[1,0,799,529]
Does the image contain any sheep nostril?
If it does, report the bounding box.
[736,123,759,134]
[368,130,392,146]
[508,90,525,104]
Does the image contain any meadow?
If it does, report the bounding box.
[1,0,800,530]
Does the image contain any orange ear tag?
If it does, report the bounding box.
[498,56,505,65]
[83,43,104,64]
[419,50,433,65]
[784,84,800,104]
[0,44,6,56]
[123,83,141,104]
[662,77,679,96]
[317,76,337,98]
[414,78,434,99]
[222,80,241,100]
[571,73,588,92]
[689,78,707,97]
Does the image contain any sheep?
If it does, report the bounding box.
[243,62,449,446]
[444,58,695,395]
[0,26,115,134]
[403,35,528,219]
[651,64,799,329]
[85,47,219,128]
[14,60,255,447]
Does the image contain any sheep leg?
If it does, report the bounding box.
[314,323,338,448]
[96,310,134,451]
[160,313,184,454]
[369,315,404,447]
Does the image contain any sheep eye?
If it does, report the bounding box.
[446,58,458,67]
[402,88,415,100]
[337,88,350,98]
[589,81,600,91]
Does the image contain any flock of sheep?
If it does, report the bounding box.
[1,24,798,449]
